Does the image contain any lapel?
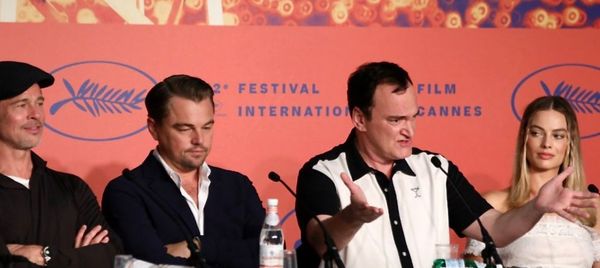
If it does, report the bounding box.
[133,153,201,237]
[29,153,47,244]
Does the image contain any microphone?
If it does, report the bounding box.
[588,184,599,194]
[268,172,296,198]
[267,171,345,268]
[267,171,280,181]
[430,157,504,266]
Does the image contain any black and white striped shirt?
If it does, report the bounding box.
[296,131,492,267]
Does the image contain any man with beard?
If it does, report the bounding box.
[0,61,121,267]
[102,74,265,268]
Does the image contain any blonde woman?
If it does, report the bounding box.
[464,96,600,267]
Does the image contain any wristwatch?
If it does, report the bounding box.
[41,246,52,265]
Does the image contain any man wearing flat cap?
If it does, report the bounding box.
[0,61,121,267]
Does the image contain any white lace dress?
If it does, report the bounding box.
[464,214,600,268]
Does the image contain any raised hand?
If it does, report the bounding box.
[339,172,383,224]
[535,166,599,221]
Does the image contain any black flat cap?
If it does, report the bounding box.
[0,61,55,101]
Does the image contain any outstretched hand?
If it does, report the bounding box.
[535,166,599,221]
[339,172,384,225]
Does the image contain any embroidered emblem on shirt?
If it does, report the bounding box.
[411,187,421,198]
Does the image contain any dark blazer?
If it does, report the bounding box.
[102,152,265,267]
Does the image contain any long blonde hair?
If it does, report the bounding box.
[508,96,594,226]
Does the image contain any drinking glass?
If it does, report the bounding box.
[114,254,133,268]
[283,249,297,268]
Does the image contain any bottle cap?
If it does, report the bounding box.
[267,198,279,207]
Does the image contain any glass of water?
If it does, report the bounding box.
[114,254,133,268]
[283,249,297,268]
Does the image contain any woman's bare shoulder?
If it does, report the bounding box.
[482,189,510,212]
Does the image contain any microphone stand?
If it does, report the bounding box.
[268,172,345,268]
[429,158,504,267]
[476,219,503,267]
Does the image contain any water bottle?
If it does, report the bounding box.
[259,198,284,268]
[432,258,481,268]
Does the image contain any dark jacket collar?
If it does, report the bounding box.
[126,152,201,237]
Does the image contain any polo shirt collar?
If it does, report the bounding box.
[343,130,416,181]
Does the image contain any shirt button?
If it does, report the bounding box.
[393,220,398,225]
[383,188,389,192]
[402,251,407,256]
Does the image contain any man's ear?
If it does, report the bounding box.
[147,117,159,141]
[351,107,367,132]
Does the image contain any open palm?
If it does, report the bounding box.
[535,166,597,221]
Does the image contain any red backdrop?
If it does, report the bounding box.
[1,22,598,249]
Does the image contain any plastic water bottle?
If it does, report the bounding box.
[259,198,284,268]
